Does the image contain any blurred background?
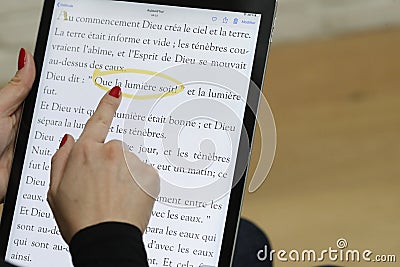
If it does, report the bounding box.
[1,1,399,266]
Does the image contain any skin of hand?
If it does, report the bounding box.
[0,49,35,203]
[47,86,160,244]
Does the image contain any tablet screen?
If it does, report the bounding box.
[5,0,263,266]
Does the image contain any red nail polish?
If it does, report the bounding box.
[59,134,68,148]
[18,48,26,70]
[109,86,122,98]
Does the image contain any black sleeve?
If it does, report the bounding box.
[69,222,149,267]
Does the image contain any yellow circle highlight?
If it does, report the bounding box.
[92,68,185,100]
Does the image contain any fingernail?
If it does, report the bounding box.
[109,86,122,98]
[18,48,26,70]
[59,134,68,148]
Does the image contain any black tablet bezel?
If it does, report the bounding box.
[0,0,277,265]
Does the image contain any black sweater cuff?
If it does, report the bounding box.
[69,222,148,267]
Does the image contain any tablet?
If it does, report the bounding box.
[0,0,277,266]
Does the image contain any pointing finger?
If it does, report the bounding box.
[79,86,122,143]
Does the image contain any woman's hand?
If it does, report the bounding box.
[0,49,35,202]
[48,87,160,244]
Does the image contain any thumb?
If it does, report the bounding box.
[49,135,75,194]
[0,49,36,116]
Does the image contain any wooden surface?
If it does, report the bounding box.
[2,0,400,76]
[1,17,399,265]
[243,27,400,266]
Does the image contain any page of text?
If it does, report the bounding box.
[6,0,262,266]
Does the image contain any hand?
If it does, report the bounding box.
[47,86,160,244]
[0,49,35,202]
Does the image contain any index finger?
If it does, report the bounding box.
[79,86,122,143]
